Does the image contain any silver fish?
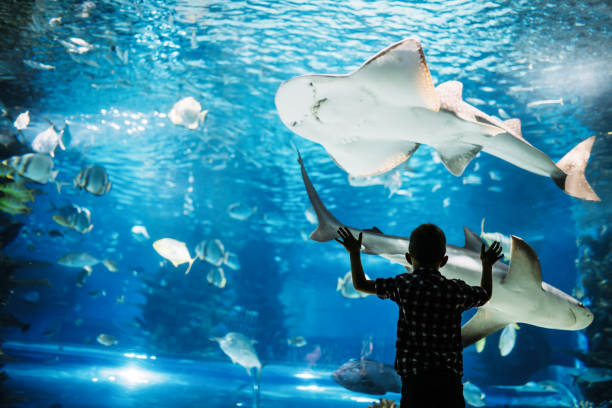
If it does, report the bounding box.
[75,165,111,196]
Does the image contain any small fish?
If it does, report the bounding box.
[0,311,30,332]
[3,153,58,184]
[195,239,225,266]
[207,267,227,288]
[58,252,99,269]
[337,271,370,299]
[102,259,118,272]
[227,202,257,221]
[223,252,241,271]
[0,182,35,202]
[0,196,31,215]
[52,204,93,234]
[168,97,208,129]
[96,333,118,346]
[74,165,111,196]
[75,267,92,287]
[131,225,150,241]
[31,123,68,157]
[287,336,307,348]
[14,111,30,130]
[499,323,519,357]
[526,98,564,108]
[116,295,125,304]
[23,60,56,70]
[23,290,40,303]
[463,381,486,407]
[153,238,196,274]
[41,328,56,336]
[475,337,486,353]
[305,345,322,367]
[480,219,511,262]
[210,332,261,378]
[227,203,257,221]
[88,289,106,297]
[60,37,93,54]
[333,359,400,395]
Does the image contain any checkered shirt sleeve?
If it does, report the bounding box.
[375,277,398,302]
[452,279,489,310]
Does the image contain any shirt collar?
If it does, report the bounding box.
[413,267,440,275]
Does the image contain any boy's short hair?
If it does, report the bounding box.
[408,223,446,266]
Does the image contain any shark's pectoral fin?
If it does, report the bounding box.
[502,236,543,289]
[433,142,481,176]
[463,226,485,252]
[462,308,513,348]
[326,141,420,177]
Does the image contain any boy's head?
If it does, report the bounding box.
[406,223,448,269]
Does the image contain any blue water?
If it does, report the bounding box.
[1,0,611,407]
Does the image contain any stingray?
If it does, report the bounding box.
[275,38,599,201]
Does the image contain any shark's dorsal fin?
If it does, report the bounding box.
[434,142,482,176]
[502,236,543,289]
[436,81,463,104]
[461,308,513,348]
[463,226,484,252]
[503,118,522,136]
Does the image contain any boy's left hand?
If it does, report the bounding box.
[336,227,362,253]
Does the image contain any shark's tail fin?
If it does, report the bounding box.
[297,152,343,242]
[553,136,600,201]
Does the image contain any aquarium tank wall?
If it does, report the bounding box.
[0,0,610,407]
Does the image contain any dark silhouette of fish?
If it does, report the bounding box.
[332,359,401,395]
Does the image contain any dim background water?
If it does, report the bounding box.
[0,0,610,407]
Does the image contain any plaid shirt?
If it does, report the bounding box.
[376,268,489,377]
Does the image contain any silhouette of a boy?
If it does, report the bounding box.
[336,224,503,408]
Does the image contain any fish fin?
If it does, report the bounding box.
[436,80,464,112]
[353,38,439,112]
[85,224,93,233]
[434,142,481,176]
[337,278,343,291]
[209,337,221,342]
[50,170,59,182]
[480,218,486,236]
[503,118,522,137]
[463,226,484,252]
[58,128,66,150]
[553,136,600,201]
[199,110,208,124]
[325,142,420,178]
[502,236,543,289]
[298,152,343,242]
[512,323,520,330]
[106,182,112,194]
[184,257,196,274]
[84,265,93,274]
[461,308,513,348]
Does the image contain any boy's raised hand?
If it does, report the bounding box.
[336,227,362,253]
[481,241,504,267]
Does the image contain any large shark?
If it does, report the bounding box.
[297,154,593,346]
[277,39,600,201]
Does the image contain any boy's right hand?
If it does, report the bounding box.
[481,241,503,267]
[336,227,362,254]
